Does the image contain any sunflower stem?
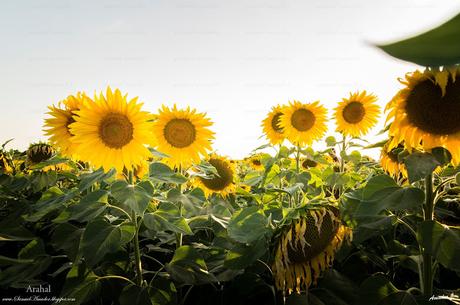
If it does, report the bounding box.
[176,167,184,249]
[128,170,143,287]
[421,173,434,297]
[339,134,346,173]
[295,144,301,174]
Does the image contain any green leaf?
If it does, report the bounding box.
[378,291,418,305]
[110,180,153,215]
[51,223,84,261]
[79,167,115,191]
[354,187,424,217]
[325,136,337,147]
[404,152,440,183]
[149,162,187,184]
[60,264,101,305]
[0,256,52,286]
[418,220,460,272]
[377,13,460,66]
[144,202,193,235]
[18,239,46,259]
[227,206,269,244]
[25,187,76,222]
[55,189,108,223]
[359,274,398,305]
[431,147,452,166]
[119,285,153,305]
[166,245,217,285]
[224,237,268,269]
[81,219,135,266]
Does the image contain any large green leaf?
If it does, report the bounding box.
[25,187,76,222]
[149,162,187,184]
[353,187,424,217]
[418,220,460,272]
[51,223,84,261]
[165,245,217,285]
[110,180,154,215]
[54,189,108,223]
[60,264,101,305]
[359,274,399,305]
[81,219,135,266]
[224,237,268,270]
[377,13,460,66]
[79,167,115,191]
[404,153,440,183]
[144,202,193,235]
[227,206,269,244]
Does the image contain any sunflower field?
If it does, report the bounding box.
[1,12,460,305]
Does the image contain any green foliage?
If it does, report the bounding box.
[377,13,460,66]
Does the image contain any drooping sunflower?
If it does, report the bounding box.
[43,92,88,158]
[386,67,460,164]
[262,105,285,145]
[69,87,154,173]
[380,142,407,178]
[153,105,214,169]
[280,101,328,146]
[334,91,380,137]
[272,206,352,294]
[27,143,55,164]
[0,152,13,174]
[301,158,319,170]
[193,154,236,197]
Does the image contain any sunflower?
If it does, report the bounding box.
[301,158,319,170]
[280,101,328,146]
[262,105,285,145]
[380,142,407,178]
[193,154,236,197]
[247,153,265,171]
[69,87,154,173]
[334,91,380,137]
[386,67,460,164]
[273,206,351,294]
[0,152,13,174]
[27,143,55,164]
[153,105,214,169]
[44,92,88,158]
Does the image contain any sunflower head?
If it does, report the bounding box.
[334,91,380,137]
[69,87,154,172]
[153,105,214,169]
[246,153,268,171]
[301,158,319,170]
[0,152,13,174]
[380,142,407,179]
[27,143,55,164]
[118,161,149,181]
[262,105,286,145]
[280,101,328,146]
[44,92,89,158]
[386,67,460,164]
[272,206,351,294]
[194,154,236,197]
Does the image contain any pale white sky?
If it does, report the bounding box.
[1,0,459,159]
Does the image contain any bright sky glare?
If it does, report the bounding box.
[1,0,459,159]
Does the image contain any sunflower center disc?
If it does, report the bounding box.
[252,159,262,166]
[302,159,318,168]
[199,158,233,191]
[99,113,134,149]
[164,119,196,148]
[342,101,365,124]
[271,113,283,133]
[405,77,460,135]
[291,109,315,131]
[287,211,339,263]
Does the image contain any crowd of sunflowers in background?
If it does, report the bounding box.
[2,12,460,305]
